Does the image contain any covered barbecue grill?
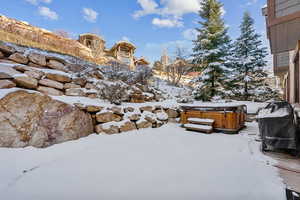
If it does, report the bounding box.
[257,101,299,151]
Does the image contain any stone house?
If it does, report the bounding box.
[78,35,148,71]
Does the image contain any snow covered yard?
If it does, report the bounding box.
[0,123,285,200]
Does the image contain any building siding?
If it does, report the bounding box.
[275,0,300,17]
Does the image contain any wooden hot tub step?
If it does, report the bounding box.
[187,118,215,126]
[184,124,213,134]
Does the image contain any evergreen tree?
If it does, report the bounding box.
[192,0,232,101]
[230,12,269,101]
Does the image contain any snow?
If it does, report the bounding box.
[188,118,214,123]
[156,112,168,121]
[184,123,212,130]
[0,88,40,99]
[257,108,289,119]
[34,68,73,78]
[0,123,285,200]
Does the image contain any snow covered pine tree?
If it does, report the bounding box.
[229,12,278,101]
[192,0,232,101]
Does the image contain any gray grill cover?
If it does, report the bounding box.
[258,102,299,150]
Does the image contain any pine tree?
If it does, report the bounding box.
[192,0,232,101]
[230,12,269,101]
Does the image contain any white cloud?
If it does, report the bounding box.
[152,17,183,28]
[82,8,98,23]
[133,0,159,18]
[182,28,197,40]
[121,36,130,42]
[25,0,52,5]
[246,0,258,6]
[38,6,58,20]
[133,0,202,28]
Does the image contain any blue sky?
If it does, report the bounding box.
[0,0,268,63]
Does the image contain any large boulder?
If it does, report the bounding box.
[46,72,72,83]
[0,80,16,89]
[96,111,122,123]
[72,77,87,87]
[39,79,64,90]
[86,105,103,113]
[64,83,81,89]
[136,119,152,129]
[28,53,46,66]
[95,123,119,134]
[37,86,64,96]
[0,72,13,79]
[14,76,38,89]
[0,91,93,148]
[166,109,179,118]
[24,70,45,80]
[47,59,66,72]
[120,121,136,132]
[0,43,16,55]
[65,88,86,97]
[139,106,154,113]
[8,53,28,64]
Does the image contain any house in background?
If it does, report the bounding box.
[79,35,148,71]
[263,0,300,103]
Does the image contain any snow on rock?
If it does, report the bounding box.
[156,111,168,121]
[0,123,285,199]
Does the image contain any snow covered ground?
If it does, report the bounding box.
[0,123,285,200]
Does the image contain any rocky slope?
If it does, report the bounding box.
[0,42,181,148]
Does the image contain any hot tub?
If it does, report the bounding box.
[180,103,247,134]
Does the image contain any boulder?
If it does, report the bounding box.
[87,94,97,99]
[73,77,87,87]
[125,113,141,121]
[143,111,157,124]
[139,106,154,113]
[96,124,119,135]
[65,88,86,97]
[136,119,152,129]
[8,53,28,64]
[0,44,16,55]
[86,105,103,113]
[24,70,44,80]
[155,120,165,128]
[66,64,86,73]
[109,106,124,116]
[120,121,136,132]
[0,80,16,89]
[37,86,64,96]
[95,124,103,134]
[13,65,31,72]
[85,83,97,90]
[124,107,134,113]
[0,72,13,79]
[96,111,122,123]
[47,59,66,72]
[39,79,64,90]
[28,53,46,66]
[0,91,93,148]
[64,83,81,89]
[28,62,44,69]
[166,109,179,118]
[14,76,38,89]
[74,103,86,110]
[156,111,169,121]
[46,72,72,83]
